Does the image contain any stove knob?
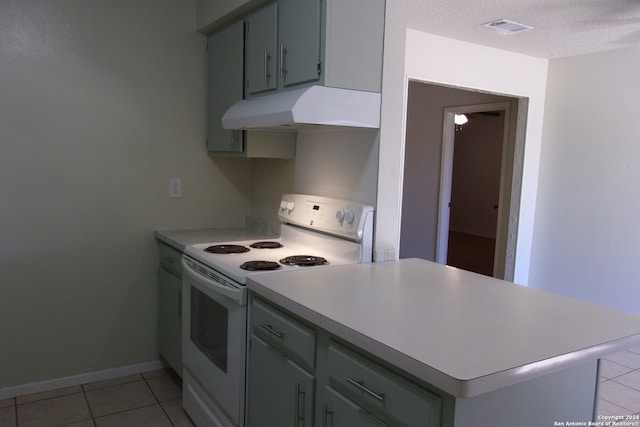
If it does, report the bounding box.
[344,210,355,224]
[335,210,345,224]
[286,201,295,213]
[280,200,288,211]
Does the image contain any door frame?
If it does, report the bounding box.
[436,102,511,277]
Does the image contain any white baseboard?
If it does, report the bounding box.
[0,360,164,400]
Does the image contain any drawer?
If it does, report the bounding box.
[251,298,316,370]
[327,342,441,427]
[159,243,182,276]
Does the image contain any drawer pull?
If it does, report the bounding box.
[259,322,284,338]
[346,377,385,402]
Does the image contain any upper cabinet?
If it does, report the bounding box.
[201,0,385,95]
[245,3,279,95]
[244,0,384,95]
[208,19,296,157]
[277,0,322,89]
[207,21,245,154]
[245,0,322,95]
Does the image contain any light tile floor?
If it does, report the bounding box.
[0,369,194,427]
[1,346,639,426]
[598,345,640,416]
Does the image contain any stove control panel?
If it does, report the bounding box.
[279,194,374,242]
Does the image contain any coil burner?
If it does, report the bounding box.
[249,241,284,249]
[204,245,250,254]
[240,260,282,271]
[279,255,328,267]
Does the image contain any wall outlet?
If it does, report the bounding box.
[169,179,182,198]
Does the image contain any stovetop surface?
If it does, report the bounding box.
[184,225,363,284]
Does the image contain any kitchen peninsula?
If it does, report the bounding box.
[246,258,640,426]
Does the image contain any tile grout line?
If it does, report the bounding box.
[143,375,178,427]
[80,383,97,427]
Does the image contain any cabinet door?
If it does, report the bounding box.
[158,267,182,375]
[278,0,322,88]
[248,335,315,427]
[245,3,278,95]
[320,386,388,427]
[207,21,244,154]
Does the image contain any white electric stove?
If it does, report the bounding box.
[181,194,374,427]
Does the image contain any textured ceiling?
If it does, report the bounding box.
[407,0,640,58]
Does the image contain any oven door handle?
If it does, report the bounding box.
[182,258,247,305]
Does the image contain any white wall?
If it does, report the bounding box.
[294,129,379,205]
[401,30,548,284]
[0,0,251,389]
[529,46,640,316]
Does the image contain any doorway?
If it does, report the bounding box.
[399,81,527,281]
[438,105,508,277]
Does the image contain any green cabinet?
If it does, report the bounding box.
[278,0,322,88]
[207,20,244,154]
[245,3,278,95]
[157,243,182,376]
[248,298,316,426]
[247,297,443,427]
[320,386,388,427]
[320,341,442,427]
[243,0,384,96]
[245,0,320,95]
[208,18,296,158]
[248,335,315,427]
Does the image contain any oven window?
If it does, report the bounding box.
[191,287,228,372]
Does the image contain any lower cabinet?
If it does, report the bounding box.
[157,243,182,376]
[248,296,443,427]
[319,386,387,427]
[248,335,315,427]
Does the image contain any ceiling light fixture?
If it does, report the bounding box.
[483,19,534,34]
[454,114,468,131]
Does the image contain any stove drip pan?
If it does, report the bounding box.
[204,245,250,254]
[280,255,328,267]
[249,241,284,249]
[240,260,282,271]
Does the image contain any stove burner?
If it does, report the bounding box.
[250,241,284,249]
[280,255,328,267]
[204,244,250,254]
[240,260,282,271]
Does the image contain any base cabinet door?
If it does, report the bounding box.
[319,386,388,427]
[248,335,315,427]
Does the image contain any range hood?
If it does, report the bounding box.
[221,85,381,130]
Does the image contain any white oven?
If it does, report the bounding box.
[181,194,374,427]
[182,256,247,427]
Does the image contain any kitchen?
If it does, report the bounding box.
[2,0,640,425]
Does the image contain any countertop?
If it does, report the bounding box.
[247,258,640,398]
[155,227,277,251]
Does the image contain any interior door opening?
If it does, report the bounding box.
[444,109,506,276]
[399,80,528,281]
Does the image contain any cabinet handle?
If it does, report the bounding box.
[264,49,272,84]
[294,383,305,426]
[280,43,288,81]
[321,403,332,427]
[259,322,284,338]
[346,377,386,402]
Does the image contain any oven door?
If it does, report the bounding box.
[182,256,247,427]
